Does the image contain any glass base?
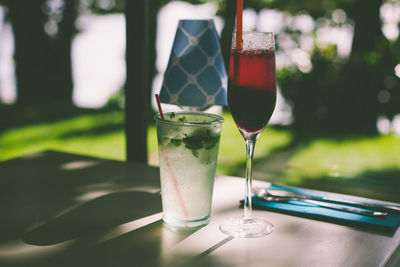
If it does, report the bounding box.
[163,215,210,231]
[219,217,273,238]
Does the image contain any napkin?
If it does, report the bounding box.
[251,184,400,234]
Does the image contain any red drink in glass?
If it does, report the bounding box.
[228,48,276,134]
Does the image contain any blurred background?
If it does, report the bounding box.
[0,0,400,202]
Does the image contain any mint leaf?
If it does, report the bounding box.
[178,116,187,123]
[182,129,220,150]
[203,136,219,149]
[183,136,203,150]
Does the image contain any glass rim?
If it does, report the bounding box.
[232,31,275,50]
[178,19,213,22]
[154,111,224,127]
[233,31,274,36]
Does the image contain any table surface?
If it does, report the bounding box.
[0,150,399,267]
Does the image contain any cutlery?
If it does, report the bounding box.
[255,188,390,217]
[256,188,400,214]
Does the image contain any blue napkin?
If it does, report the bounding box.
[251,184,400,234]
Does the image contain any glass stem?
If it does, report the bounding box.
[244,137,256,221]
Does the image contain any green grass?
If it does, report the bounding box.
[1,108,400,202]
[0,109,291,174]
[285,135,400,182]
[281,135,400,202]
[0,111,126,161]
[215,114,292,175]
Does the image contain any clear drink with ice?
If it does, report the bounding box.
[155,112,224,229]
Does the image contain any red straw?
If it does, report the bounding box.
[155,94,165,120]
[154,94,189,223]
[160,149,189,221]
[236,0,243,50]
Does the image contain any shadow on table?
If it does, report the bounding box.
[0,151,162,266]
[46,221,231,267]
[0,151,238,267]
[22,191,161,246]
[0,151,155,241]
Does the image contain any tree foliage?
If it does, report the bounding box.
[243,0,400,135]
[0,0,79,106]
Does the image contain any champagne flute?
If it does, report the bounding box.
[219,32,276,238]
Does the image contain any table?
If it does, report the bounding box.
[0,151,399,267]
